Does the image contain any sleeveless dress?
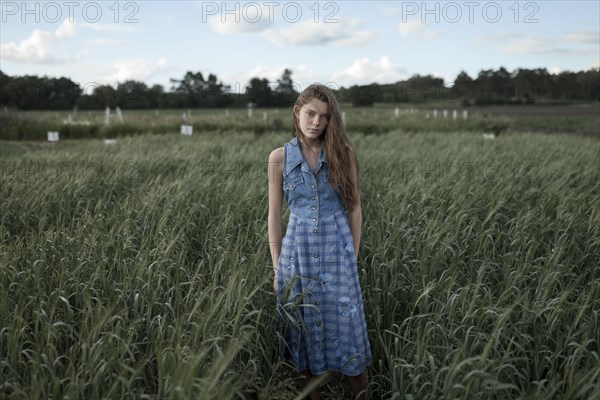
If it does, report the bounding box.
[277,136,372,377]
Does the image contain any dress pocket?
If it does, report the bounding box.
[279,236,296,272]
[284,175,304,191]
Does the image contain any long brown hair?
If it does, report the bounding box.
[292,83,360,212]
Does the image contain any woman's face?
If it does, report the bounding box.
[294,99,330,142]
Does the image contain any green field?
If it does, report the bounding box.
[1,103,599,141]
[1,108,599,399]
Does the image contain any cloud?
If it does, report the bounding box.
[1,21,85,64]
[1,29,58,63]
[104,57,171,83]
[216,64,322,94]
[475,32,599,58]
[548,66,562,75]
[331,55,407,86]
[264,19,375,46]
[397,20,442,40]
[204,2,374,47]
[502,36,597,57]
[562,31,600,44]
[55,19,76,38]
[207,4,270,34]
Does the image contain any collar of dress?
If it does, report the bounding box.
[285,136,327,176]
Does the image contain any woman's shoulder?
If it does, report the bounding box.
[268,147,284,164]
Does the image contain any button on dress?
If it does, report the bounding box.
[277,136,372,377]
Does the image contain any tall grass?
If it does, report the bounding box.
[1,128,599,399]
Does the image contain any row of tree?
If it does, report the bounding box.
[0,68,298,110]
[336,67,600,106]
[1,67,598,110]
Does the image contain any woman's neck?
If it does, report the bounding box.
[301,137,322,152]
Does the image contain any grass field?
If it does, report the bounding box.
[1,107,600,399]
[1,103,598,141]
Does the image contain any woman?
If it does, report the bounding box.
[268,83,371,399]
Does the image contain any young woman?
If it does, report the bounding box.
[268,83,371,399]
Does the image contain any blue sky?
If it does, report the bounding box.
[1,1,599,92]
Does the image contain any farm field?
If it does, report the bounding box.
[1,107,600,399]
[1,103,599,141]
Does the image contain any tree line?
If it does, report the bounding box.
[0,67,598,111]
[336,67,600,106]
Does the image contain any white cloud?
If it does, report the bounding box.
[562,31,599,44]
[218,64,321,94]
[1,25,85,64]
[548,66,562,74]
[503,36,596,57]
[1,29,56,63]
[430,71,454,85]
[104,57,171,83]
[264,19,375,46]
[475,32,599,58]
[204,3,375,47]
[331,55,406,86]
[397,20,442,40]
[55,19,76,38]
[207,4,270,34]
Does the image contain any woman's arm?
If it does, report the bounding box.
[348,201,362,261]
[348,155,362,261]
[268,148,284,290]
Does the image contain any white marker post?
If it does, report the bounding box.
[342,111,346,126]
[47,131,59,142]
[394,107,400,119]
[463,110,468,120]
[104,107,110,125]
[443,109,448,118]
[452,110,458,120]
[67,114,73,125]
[116,107,124,123]
[263,112,268,126]
[433,109,438,118]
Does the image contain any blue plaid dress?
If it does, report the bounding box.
[277,136,372,377]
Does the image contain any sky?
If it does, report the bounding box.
[1,1,599,93]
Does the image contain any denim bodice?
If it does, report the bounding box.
[283,137,345,219]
